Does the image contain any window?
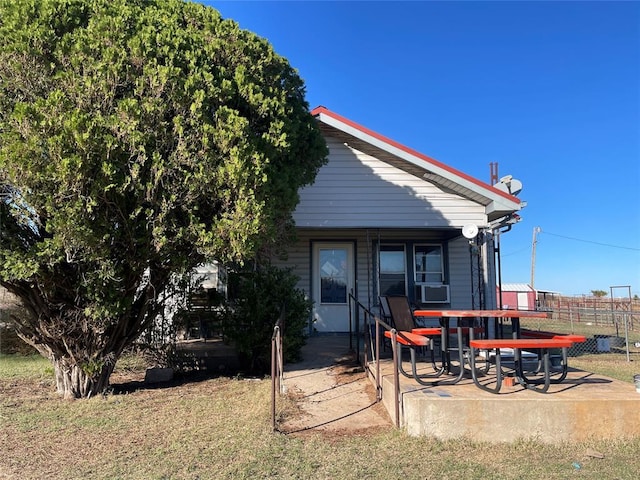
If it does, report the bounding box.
[414,244,444,284]
[378,242,447,304]
[379,244,406,296]
[319,248,348,304]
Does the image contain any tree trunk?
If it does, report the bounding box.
[52,357,116,399]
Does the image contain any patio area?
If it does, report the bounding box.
[286,335,640,443]
[372,351,640,443]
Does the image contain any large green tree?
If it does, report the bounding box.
[0,0,327,398]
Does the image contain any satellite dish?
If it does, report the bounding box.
[493,175,523,196]
[462,224,479,239]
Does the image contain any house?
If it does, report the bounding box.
[272,106,525,334]
[497,283,537,311]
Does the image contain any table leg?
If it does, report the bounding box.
[439,318,450,373]
[470,345,503,393]
[512,317,520,339]
[394,343,446,385]
[435,321,469,385]
[517,348,552,393]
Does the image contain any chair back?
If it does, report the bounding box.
[378,296,393,327]
[385,296,416,331]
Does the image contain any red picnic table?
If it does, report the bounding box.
[409,309,585,392]
[413,309,548,339]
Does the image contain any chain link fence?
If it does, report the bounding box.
[520,297,640,360]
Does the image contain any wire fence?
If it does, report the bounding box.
[519,304,639,359]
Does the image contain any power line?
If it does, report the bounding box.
[541,230,640,252]
[501,246,531,257]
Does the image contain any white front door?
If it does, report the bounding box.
[312,242,355,333]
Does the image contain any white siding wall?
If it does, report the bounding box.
[482,234,498,310]
[274,237,311,294]
[294,137,487,229]
[448,235,499,310]
[447,237,474,310]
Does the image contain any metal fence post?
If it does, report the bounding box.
[623,312,631,362]
[271,328,277,432]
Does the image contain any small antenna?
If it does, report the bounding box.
[490,162,499,186]
[493,174,523,196]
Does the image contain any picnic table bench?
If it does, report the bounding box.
[520,329,587,343]
[384,328,448,385]
[469,336,582,393]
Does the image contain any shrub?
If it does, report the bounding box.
[224,265,311,374]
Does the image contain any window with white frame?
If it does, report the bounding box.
[414,244,444,284]
[414,244,448,303]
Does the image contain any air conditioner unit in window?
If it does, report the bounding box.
[421,284,450,303]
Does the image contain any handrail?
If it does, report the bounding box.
[389,328,401,428]
[347,293,389,361]
[348,293,401,428]
[271,305,286,432]
[271,294,402,431]
[348,292,380,367]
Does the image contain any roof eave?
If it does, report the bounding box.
[312,106,523,217]
[486,198,525,223]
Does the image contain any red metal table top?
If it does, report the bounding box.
[469,337,572,349]
[413,309,548,319]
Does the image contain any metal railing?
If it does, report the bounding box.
[271,293,404,430]
[348,293,402,428]
[270,306,285,432]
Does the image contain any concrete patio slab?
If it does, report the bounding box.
[373,354,640,443]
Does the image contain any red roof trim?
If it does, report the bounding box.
[310,105,519,203]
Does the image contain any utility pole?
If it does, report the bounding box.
[530,226,541,288]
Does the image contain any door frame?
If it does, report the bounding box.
[310,240,356,334]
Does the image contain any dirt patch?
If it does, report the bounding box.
[279,355,392,437]
[0,377,54,405]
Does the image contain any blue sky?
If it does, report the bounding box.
[208,1,640,297]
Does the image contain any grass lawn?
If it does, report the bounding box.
[1,354,639,480]
[571,353,639,383]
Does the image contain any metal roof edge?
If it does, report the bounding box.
[500,283,534,292]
